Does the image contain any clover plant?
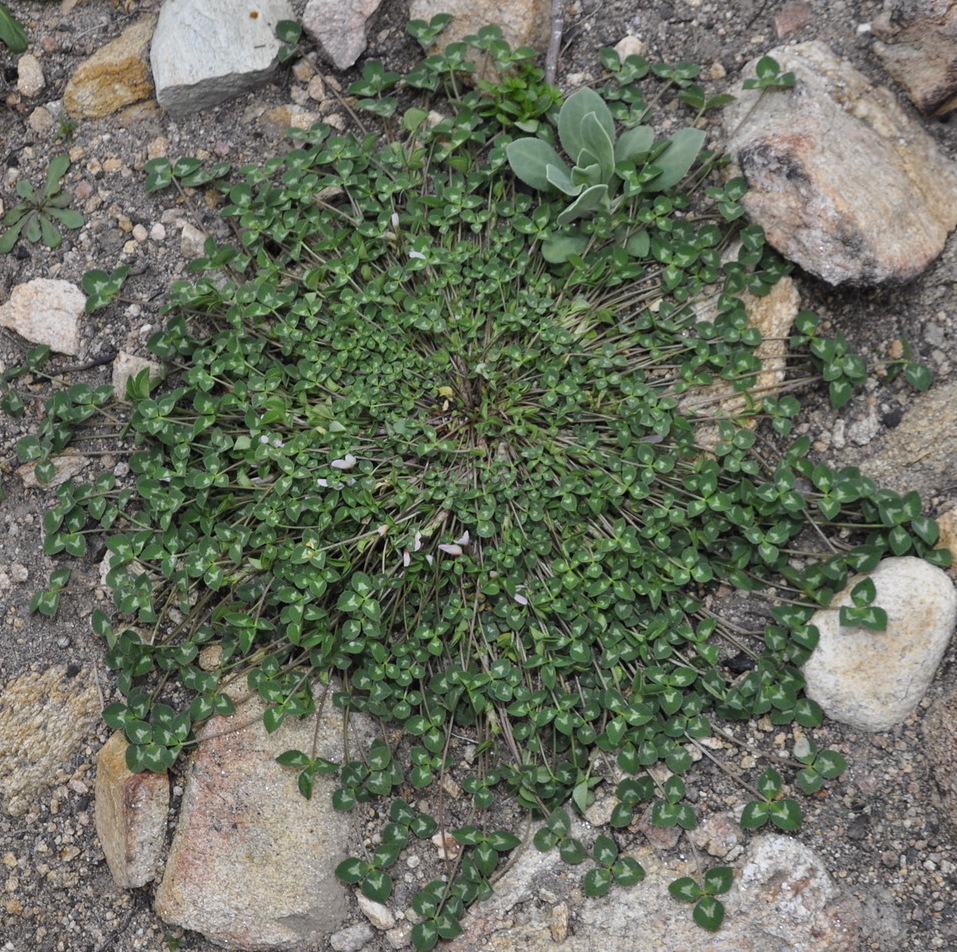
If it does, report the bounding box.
[14,26,949,945]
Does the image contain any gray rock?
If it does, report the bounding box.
[924,682,957,830]
[803,557,956,731]
[446,830,861,952]
[94,731,170,888]
[851,379,957,500]
[873,0,957,115]
[0,665,102,816]
[330,922,375,952]
[151,0,295,117]
[302,0,386,71]
[154,691,358,949]
[0,278,85,355]
[722,41,957,286]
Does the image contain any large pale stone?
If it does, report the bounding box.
[303,0,386,71]
[63,15,156,118]
[151,0,295,117]
[0,278,85,355]
[154,692,357,949]
[873,0,957,115]
[94,732,170,888]
[446,830,861,952]
[723,41,957,286]
[0,665,101,816]
[803,557,957,731]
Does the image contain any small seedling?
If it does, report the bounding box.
[742,55,796,91]
[0,155,84,252]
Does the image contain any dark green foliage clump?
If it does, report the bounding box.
[16,25,948,944]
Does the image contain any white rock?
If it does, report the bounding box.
[17,451,90,489]
[803,556,957,730]
[17,54,45,97]
[179,222,206,258]
[613,35,646,60]
[151,0,295,117]
[330,922,376,952]
[357,893,396,930]
[0,278,86,355]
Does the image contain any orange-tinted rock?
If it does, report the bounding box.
[63,15,155,119]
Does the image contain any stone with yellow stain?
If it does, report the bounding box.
[63,15,156,119]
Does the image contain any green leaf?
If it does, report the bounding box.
[558,837,587,865]
[0,3,29,53]
[668,876,702,902]
[361,869,394,903]
[615,125,655,163]
[583,866,613,897]
[643,128,706,192]
[558,88,616,170]
[693,896,726,932]
[335,857,369,884]
[592,834,618,867]
[556,184,609,226]
[849,577,876,607]
[814,749,848,779]
[506,138,571,192]
[611,856,645,887]
[411,920,439,952]
[740,800,769,829]
[702,866,734,895]
[769,798,803,831]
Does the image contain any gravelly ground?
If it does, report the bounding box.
[2,0,957,950]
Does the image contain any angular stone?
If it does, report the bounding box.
[63,15,156,118]
[17,450,89,489]
[873,0,957,115]
[94,732,170,888]
[0,665,101,816]
[723,41,957,286]
[446,830,861,952]
[0,278,85,355]
[803,557,957,731]
[303,0,386,71]
[409,0,551,62]
[151,0,295,117]
[153,692,357,949]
